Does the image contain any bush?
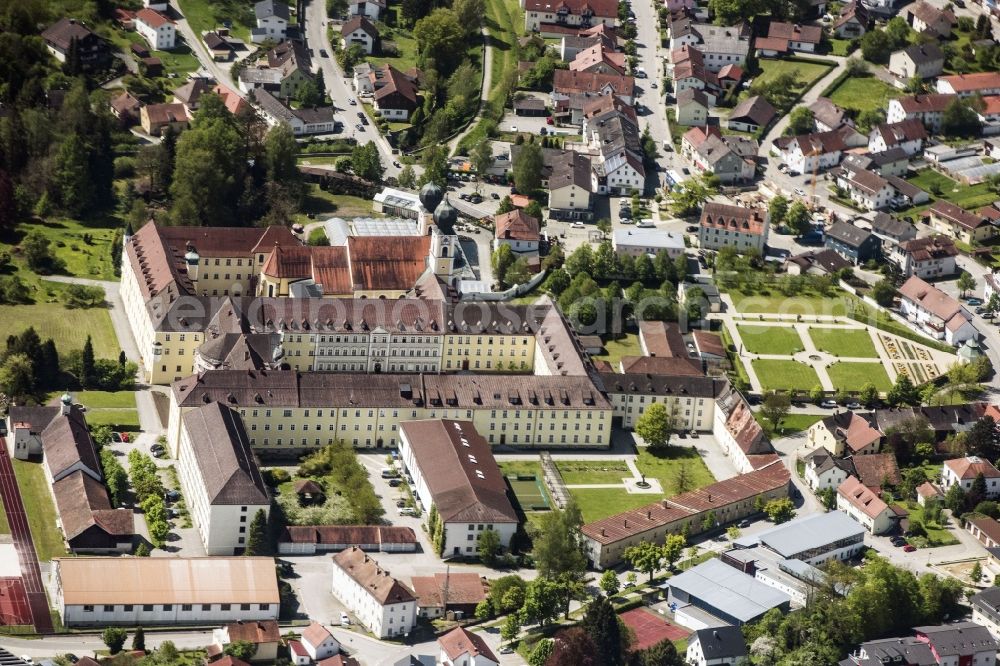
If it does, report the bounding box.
[113,156,136,178]
[265,468,290,486]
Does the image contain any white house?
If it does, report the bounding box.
[802,447,852,491]
[972,588,1000,641]
[53,557,280,626]
[300,621,340,661]
[868,119,927,156]
[886,94,955,133]
[252,0,288,43]
[887,43,944,87]
[942,456,1000,497]
[135,8,175,50]
[937,72,1000,98]
[612,228,685,259]
[493,210,540,255]
[211,620,281,663]
[772,126,866,175]
[177,402,270,555]
[253,89,337,136]
[349,0,385,19]
[398,420,519,559]
[898,275,978,346]
[836,167,895,211]
[340,16,378,54]
[686,626,748,666]
[330,547,417,638]
[698,202,769,254]
[437,627,499,666]
[888,235,958,279]
[837,475,897,535]
[675,88,708,126]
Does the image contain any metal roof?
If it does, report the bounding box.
[733,511,864,559]
[663,558,790,623]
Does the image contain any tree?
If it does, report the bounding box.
[225,640,258,661]
[471,138,494,191]
[860,382,879,408]
[786,201,811,236]
[965,417,997,459]
[414,9,467,76]
[513,142,543,194]
[244,509,269,556]
[100,449,128,507]
[957,271,976,298]
[856,108,887,133]
[548,628,598,666]
[860,29,893,63]
[22,230,59,273]
[769,194,789,227]
[131,626,145,652]
[635,403,675,451]
[941,97,983,137]
[599,569,620,596]
[582,595,625,666]
[872,279,897,307]
[531,503,586,580]
[760,391,791,433]
[528,639,554,666]
[497,195,515,214]
[670,176,716,216]
[945,480,966,512]
[397,164,416,189]
[629,639,684,666]
[53,133,93,216]
[156,641,180,664]
[265,123,303,203]
[102,627,128,654]
[522,577,563,626]
[624,541,664,581]
[419,145,450,188]
[971,561,983,583]
[887,374,920,407]
[672,462,694,494]
[477,528,501,565]
[350,142,384,182]
[64,283,104,308]
[492,244,516,287]
[81,335,95,389]
[661,533,686,571]
[786,107,814,136]
[764,498,796,524]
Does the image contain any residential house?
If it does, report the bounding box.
[547,151,593,220]
[370,64,419,120]
[803,447,853,491]
[211,620,281,663]
[493,210,540,255]
[887,94,956,133]
[177,402,270,555]
[887,235,957,278]
[692,330,726,365]
[756,21,822,55]
[612,228,686,259]
[352,62,373,94]
[937,71,1000,97]
[41,18,109,70]
[772,125,866,175]
[807,411,882,457]
[238,41,313,99]
[135,8,175,51]
[835,167,896,211]
[412,573,487,619]
[570,43,626,75]
[927,200,994,244]
[53,557,280,626]
[110,91,143,127]
[301,622,340,662]
[942,456,1000,497]
[559,28,616,61]
[851,452,901,493]
[252,0,288,43]
[824,220,880,263]
[906,1,956,36]
[888,43,944,87]
[809,97,852,133]
[870,212,917,245]
[349,0,385,19]
[667,18,751,72]
[977,96,1000,135]
[847,148,910,178]
[726,95,775,133]
[398,420,519,558]
[669,47,719,106]
[898,274,978,346]
[682,126,758,184]
[784,248,852,276]
[717,63,744,91]
[140,102,188,136]
[972,587,1000,640]
[212,83,249,116]
[913,623,998,664]
[552,69,635,105]
[837,475,898,534]
[986,271,1000,306]
[916,482,940,506]
[341,16,378,54]
[523,0,618,34]
[253,89,337,135]
[698,202,769,253]
[582,107,645,194]
[675,88,708,126]
[172,78,213,114]
[868,119,927,156]
[437,627,499,666]
[204,31,235,60]
[686,626,748,666]
[831,1,869,38]
[330,548,417,638]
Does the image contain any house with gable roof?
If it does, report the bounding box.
[888,43,944,88]
[438,627,499,666]
[831,1,869,38]
[331,547,417,638]
[837,475,898,534]
[898,274,977,346]
[523,0,618,34]
[942,456,1000,498]
[868,119,927,156]
[806,411,882,457]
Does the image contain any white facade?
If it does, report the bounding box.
[349,0,382,19]
[136,13,175,50]
[612,229,685,259]
[177,421,270,555]
[887,98,947,133]
[899,290,977,346]
[804,459,849,491]
[941,458,1000,497]
[439,647,498,666]
[342,28,375,54]
[330,556,417,638]
[256,15,287,40]
[837,487,894,534]
[302,625,340,661]
[59,600,277,627]
[373,102,410,121]
[836,173,894,211]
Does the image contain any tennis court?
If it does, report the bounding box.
[619,607,690,651]
[506,474,551,512]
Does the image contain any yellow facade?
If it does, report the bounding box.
[442,333,535,372]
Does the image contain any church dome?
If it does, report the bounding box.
[419,181,444,213]
[433,196,458,228]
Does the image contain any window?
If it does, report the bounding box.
[83,605,94,612]
[221,604,231,611]
[241,604,251,611]
[123,605,133,612]
[202,604,212,611]
[182,604,192,611]
[260,603,271,611]
[104,605,114,612]
[143,605,154,611]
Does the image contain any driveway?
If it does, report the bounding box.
[167,0,241,89]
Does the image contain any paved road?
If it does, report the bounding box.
[631,0,679,187]
[0,441,52,634]
[168,0,240,89]
[448,27,493,155]
[303,0,400,177]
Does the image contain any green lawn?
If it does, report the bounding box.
[177,0,256,42]
[735,325,805,355]
[730,292,856,316]
[827,75,900,113]
[752,359,822,392]
[827,361,893,392]
[756,59,832,90]
[807,327,878,358]
[569,488,660,523]
[367,16,421,73]
[498,460,545,478]
[12,460,67,561]
[755,411,826,436]
[0,303,118,359]
[593,334,643,367]
[827,38,853,56]
[555,460,630,485]
[75,391,136,409]
[906,170,999,211]
[295,186,383,225]
[905,501,958,547]
[84,409,141,429]
[17,217,119,281]
[635,447,715,496]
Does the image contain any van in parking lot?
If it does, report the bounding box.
[636,219,655,228]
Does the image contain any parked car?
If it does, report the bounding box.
[794,188,806,196]
[349,98,357,105]
[111,432,123,443]
[340,612,351,626]
[546,116,554,125]
[903,544,917,552]
[319,49,329,58]
[686,225,698,232]
[152,449,166,459]
[165,489,181,502]
[968,298,983,306]
[571,222,586,229]
[396,499,407,508]
[845,401,862,410]
[150,443,164,454]
[398,507,417,516]
[491,192,500,199]
[738,519,751,528]
[820,399,838,408]
[388,478,402,487]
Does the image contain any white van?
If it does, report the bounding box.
[637,219,655,228]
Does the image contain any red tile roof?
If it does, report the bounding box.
[411,573,487,608]
[136,7,172,28]
[939,72,1000,93]
[438,627,499,664]
[524,0,618,18]
[944,456,1000,480]
[838,475,890,519]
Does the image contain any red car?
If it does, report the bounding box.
[546,116,554,125]
[903,544,916,552]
